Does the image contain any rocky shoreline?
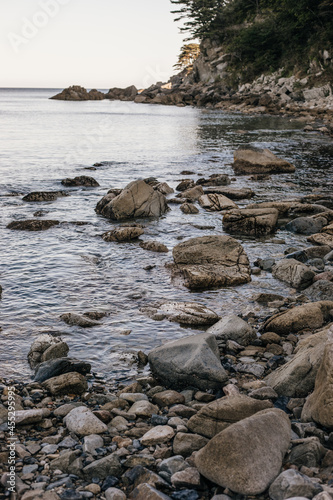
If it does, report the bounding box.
[50,72,333,132]
[1,144,333,499]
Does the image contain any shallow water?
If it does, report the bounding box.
[0,88,332,383]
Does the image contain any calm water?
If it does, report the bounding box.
[0,88,332,383]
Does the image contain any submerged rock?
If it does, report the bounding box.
[22,191,68,202]
[61,176,100,187]
[96,180,168,220]
[34,357,91,383]
[102,226,144,242]
[140,301,220,326]
[195,408,291,495]
[204,186,255,199]
[148,332,228,391]
[196,174,231,187]
[232,146,295,175]
[172,235,251,290]
[139,240,169,252]
[60,312,101,327]
[7,220,60,231]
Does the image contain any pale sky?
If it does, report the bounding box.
[1,0,186,88]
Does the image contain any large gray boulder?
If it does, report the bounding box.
[285,216,328,235]
[223,208,279,236]
[172,235,251,290]
[272,259,315,290]
[265,326,329,397]
[304,280,333,301]
[232,146,295,175]
[195,409,291,495]
[206,314,256,346]
[187,394,273,438]
[148,333,228,391]
[96,180,168,220]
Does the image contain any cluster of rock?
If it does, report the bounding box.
[51,86,138,102]
[1,303,333,499]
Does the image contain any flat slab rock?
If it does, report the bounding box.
[204,187,255,200]
[172,235,251,290]
[223,208,279,236]
[102,226,144,242]
[232,146,295,175]
[7,220,60,231]
[61,176,99,187]
[140,301,220,325]
[199,194,238,212]
[22,191,69,202]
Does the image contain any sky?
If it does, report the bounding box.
[1,0,187,88]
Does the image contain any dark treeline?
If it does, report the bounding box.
[171,0,333,78]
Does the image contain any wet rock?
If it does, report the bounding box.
[22,191,68,202]
[198,194,237,212]
[60,312,101,328]
[15,408,50,426]
[196,174,231,187]
[96,180,168,220]
[83,453,122,480]
[176,179,195,192]
[207,314,256,346]
[204,186,254,199]
[272,259,315,290]
[301,331,333,429]
[179,186,204,202]
[269,469,322,500]
[28,334,69,369]
[148,333,228,391]
[264,301,333,334]
[154,182,174,196]
[43,371,88,395]
[180,203,199,214]
[65,406,108,435]
[172,235,251,290]
[187,394,273,438]
[266,326,329,397]
[140,426,175,446]
[223,208,279,236]
[286,216,328,235]
[140,241,168,252]
[232,146,295,175]
[61,176,99,187]
[308,232,333,248]
[34,357,91,382]
[304,280,333,301]
[102,227,144,242]
[195,409,291,495]
[173,432,209,457]
[7,219,60,231]
[141,301,219,326]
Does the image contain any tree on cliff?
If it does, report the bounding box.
[174,43,200,70]
[171,0,333,78]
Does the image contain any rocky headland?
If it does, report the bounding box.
[51,44,333,131]
[2,143,333,499]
